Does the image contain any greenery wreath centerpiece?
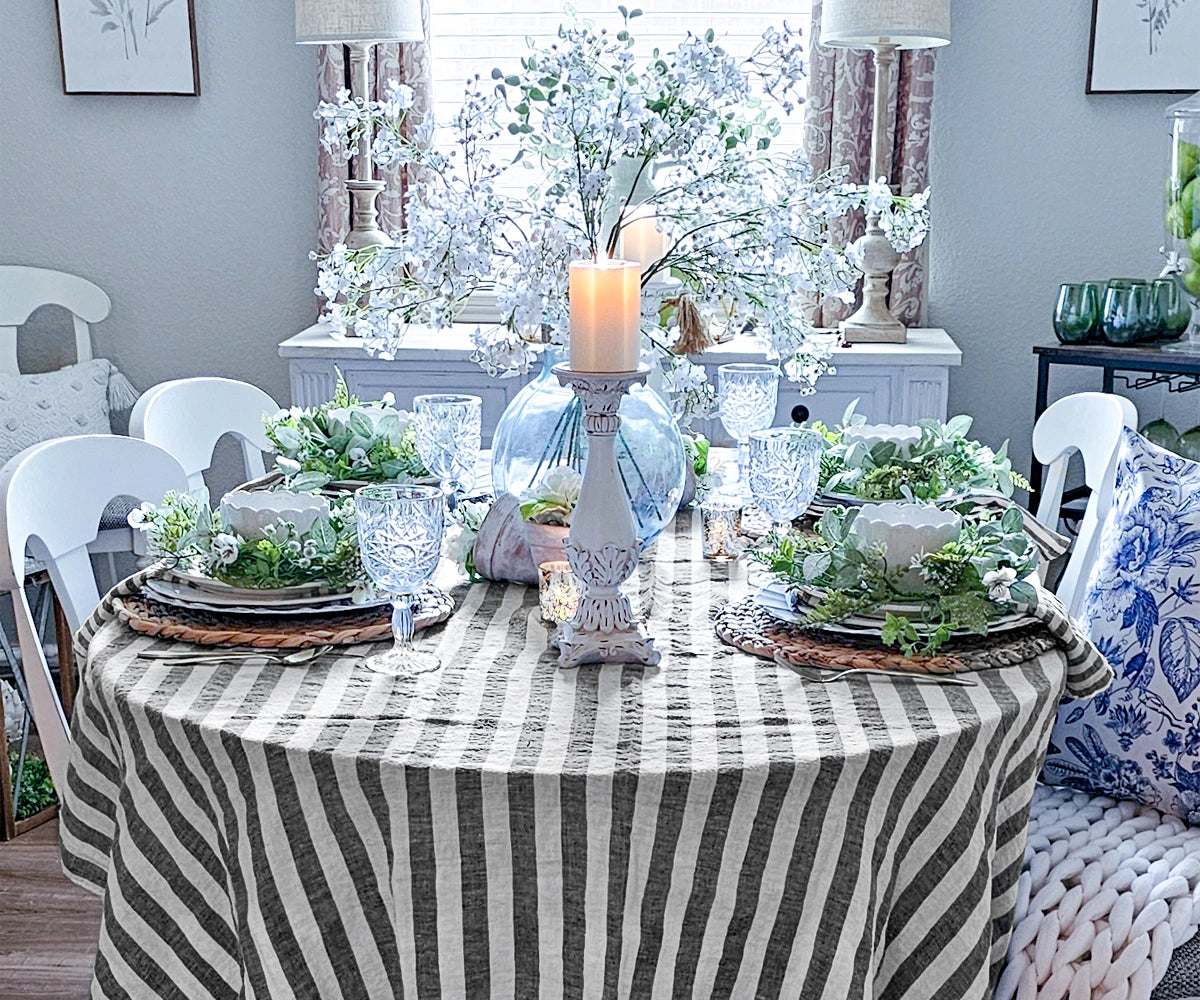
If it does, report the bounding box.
[753,504,1039,656]
[810,401,1031,502]
[263,371,429,491]
[129,490,371,594]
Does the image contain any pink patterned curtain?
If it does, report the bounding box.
[316,0,433,251]
[802,0,935,327]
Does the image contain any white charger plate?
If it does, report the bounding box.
[144,578,391,616]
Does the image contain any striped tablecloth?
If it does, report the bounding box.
[60,510,1108,1000]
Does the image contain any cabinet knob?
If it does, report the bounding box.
[791,404,810,425]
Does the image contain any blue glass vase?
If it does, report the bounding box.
[490,346,686,546]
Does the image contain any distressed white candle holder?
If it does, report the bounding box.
[552,363,661,668]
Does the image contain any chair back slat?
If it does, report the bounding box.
[1032,392,1138,616]
[0,265,110,374]
[0,266,111,328]
[130,377,279,492]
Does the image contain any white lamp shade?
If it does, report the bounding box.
[295,0,423,44]
[820,0,951,49]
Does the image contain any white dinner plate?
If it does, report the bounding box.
[160,568,341,601]
[141,588,392,617]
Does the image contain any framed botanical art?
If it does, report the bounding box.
[1088,0,1200,93]
[55,0,200,96]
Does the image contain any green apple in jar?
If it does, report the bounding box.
[1167,201,1190,238]
[1189,226,1200,262]
[1174,138,1200,188]
[1183,265,1200,299]
[1167,179,1199,236]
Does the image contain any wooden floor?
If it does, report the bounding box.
[0,822,100,999]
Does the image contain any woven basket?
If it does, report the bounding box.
[714,598,1059,675]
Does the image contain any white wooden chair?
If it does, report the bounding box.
[1031,391,1138,617]
[0,265,133,562]
[1001,393,1200,999]
[0,435,188,789]
[130,377,279,492]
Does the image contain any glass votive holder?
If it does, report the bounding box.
[701,499,742,560]
[539,560,581,624]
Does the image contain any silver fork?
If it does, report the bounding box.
[777,657,976,686]
[139,645,371,665]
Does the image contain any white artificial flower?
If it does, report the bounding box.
[983,567,1018,603]
[126,503,151,528]
[2,678,26,744]
[212,533,241,565]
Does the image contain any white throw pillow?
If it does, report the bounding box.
[0,359,133,465]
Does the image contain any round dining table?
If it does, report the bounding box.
[59,509,1110,1000]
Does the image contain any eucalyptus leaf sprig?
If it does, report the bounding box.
[752,505,1039,656]
[263,370,429,491]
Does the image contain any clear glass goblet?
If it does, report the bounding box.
[355,484,445,676]
[717,363,779,490]
[414,393,482,511]
[747,427,824,536]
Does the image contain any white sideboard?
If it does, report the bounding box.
[279,323,961,445]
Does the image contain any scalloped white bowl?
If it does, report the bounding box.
[851,502,961,593]
[842,423,922,459]
[218,490,331,541]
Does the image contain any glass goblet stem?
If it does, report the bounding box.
[392,597,415,653]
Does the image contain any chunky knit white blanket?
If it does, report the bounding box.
[999,785,1200,1000]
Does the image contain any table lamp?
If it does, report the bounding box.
[295,0,423,248]
[820,0,950,344]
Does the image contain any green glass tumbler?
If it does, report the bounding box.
[1082,282,1106,340]
[1053,284,1098,344]
[1101,282,1149,345]
[1152,277,1191,342]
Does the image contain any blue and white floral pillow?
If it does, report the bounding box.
[1042,428,1200,824]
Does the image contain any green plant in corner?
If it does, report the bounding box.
[9,752,55,821]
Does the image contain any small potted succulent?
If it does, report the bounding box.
[518,466,582,567]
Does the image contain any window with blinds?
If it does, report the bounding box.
[427,1,814,158]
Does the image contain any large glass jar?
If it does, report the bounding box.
[1164,91,1200,352]
[490,346,686,546]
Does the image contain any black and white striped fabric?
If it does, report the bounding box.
[60,511,1109,1000]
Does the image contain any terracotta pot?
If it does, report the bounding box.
[523,520,570,570]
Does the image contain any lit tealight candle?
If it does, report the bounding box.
[569,258,641,372]
[539,560,582,624]
[619,209,667,277]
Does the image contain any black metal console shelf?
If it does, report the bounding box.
[1031,342,1200,500]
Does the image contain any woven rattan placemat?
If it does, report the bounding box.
[114,588,453,649]
[713,597,1059,675]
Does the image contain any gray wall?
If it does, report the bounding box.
[928,1,1197,476]
[0,0,316,425]
[2,0,1194,490]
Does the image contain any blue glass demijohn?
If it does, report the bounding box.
[490,346,686,546]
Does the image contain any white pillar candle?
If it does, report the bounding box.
[619,210,667,276]
[569,258,641,373]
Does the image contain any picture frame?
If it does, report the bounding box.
[54,0,200,96]
[1087,0,1200,94]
